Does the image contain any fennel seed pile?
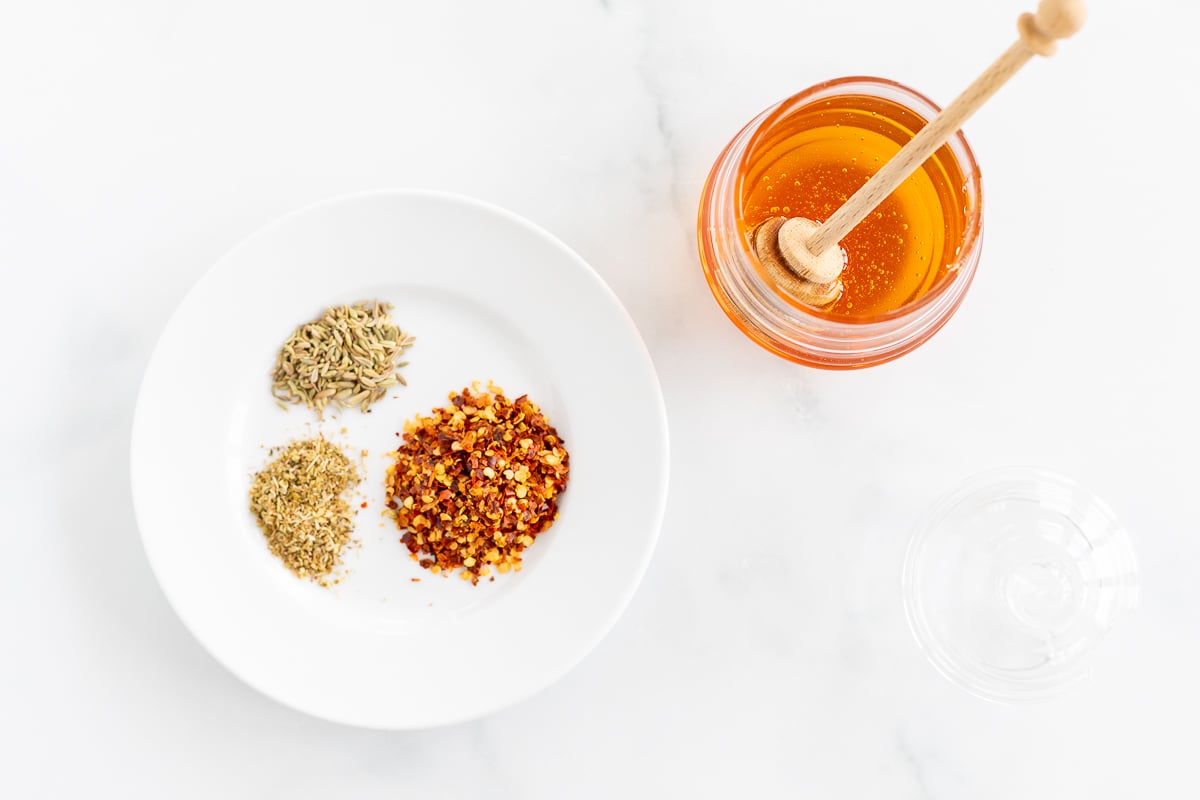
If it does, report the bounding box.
[249,436,361,585]
[271,301,415,416]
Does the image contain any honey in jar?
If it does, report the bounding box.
[698,77,983,368]
[739,91,973,319]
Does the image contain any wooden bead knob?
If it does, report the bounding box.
[1035,0,1087,39]
[1020,0,1086,56]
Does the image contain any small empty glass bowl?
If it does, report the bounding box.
[903,467,1139,702]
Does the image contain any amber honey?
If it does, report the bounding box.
[739,93,971,319]
[698,77,983,367]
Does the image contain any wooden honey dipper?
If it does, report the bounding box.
[757,0,1087,307]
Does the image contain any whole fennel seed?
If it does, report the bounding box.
[271,300,415,416]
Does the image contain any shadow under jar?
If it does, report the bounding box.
[698,76,983,369]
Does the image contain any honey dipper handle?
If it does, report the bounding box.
[806,0,1087,257]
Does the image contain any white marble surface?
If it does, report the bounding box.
[2,0,1197,796]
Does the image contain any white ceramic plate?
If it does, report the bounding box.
[131,190,668,729]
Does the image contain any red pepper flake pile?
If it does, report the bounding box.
[385,384,570,583]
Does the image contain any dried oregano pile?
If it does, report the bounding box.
[249,436,361,586]
[271,301,415,416]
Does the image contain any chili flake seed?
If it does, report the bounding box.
[249,436,361,586]
[385,385,570,584]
